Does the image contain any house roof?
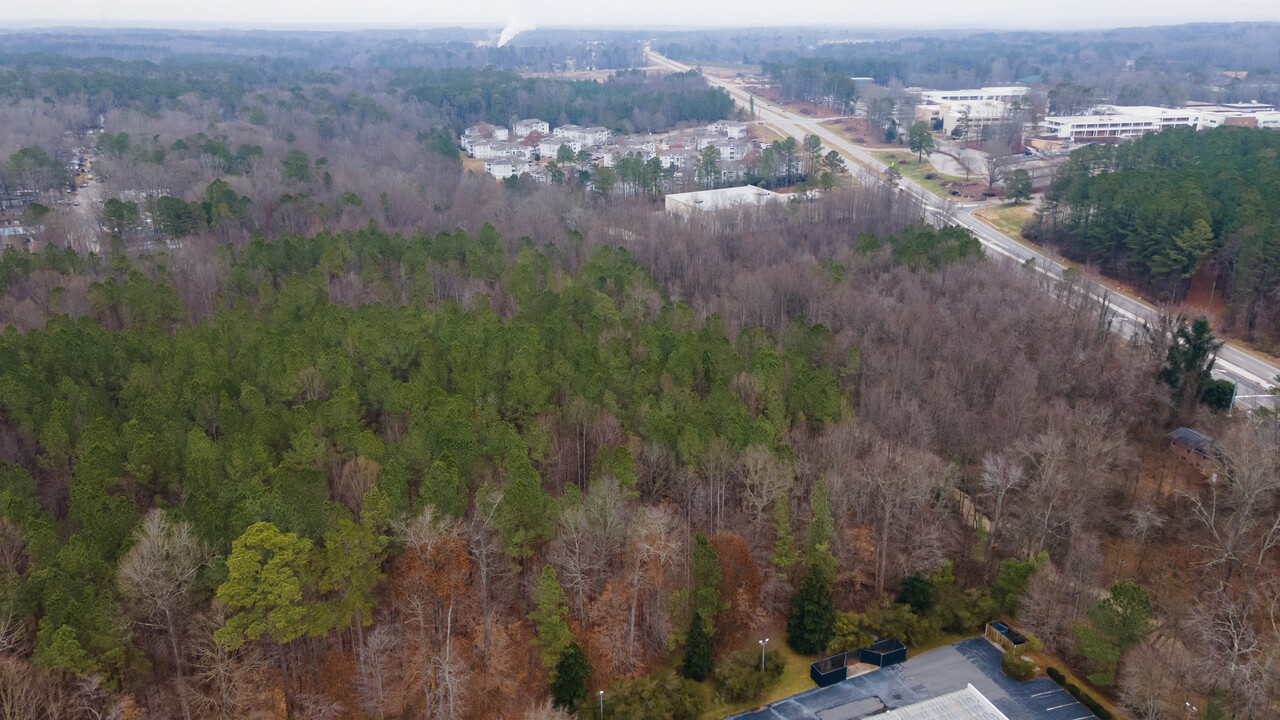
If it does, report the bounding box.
[1169,427,1215,454]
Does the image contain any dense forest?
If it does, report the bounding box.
[0,26,1279,720]
[388,68,735,131]
[1030,126,1280,346]
[0,173,1276,720]
[0,28,646,72]
[760,59,880,108]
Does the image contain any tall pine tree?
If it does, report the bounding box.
[682,611,713,681]
[786,480,837,655]
[683,534,723,680]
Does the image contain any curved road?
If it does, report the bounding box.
[649,49,1278,411]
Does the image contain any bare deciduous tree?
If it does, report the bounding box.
[981,451,1026,576]
[1179,424,1280,579]
[738,445,792,538]
[117,510,208,720]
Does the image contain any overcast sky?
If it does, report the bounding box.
[4,0,1280,30]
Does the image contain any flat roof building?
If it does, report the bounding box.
[920,87,1029,104]
[1043,106,1204,140]
[917,99,1011,135]
[876,684,1011,720]
[1044,102,1280,141]
[664,185,785,217]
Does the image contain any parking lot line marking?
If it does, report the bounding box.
[1045,703,1076,710]
[1031,690,1063,697]
[1068,716,1094,720]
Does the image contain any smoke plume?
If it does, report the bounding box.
[497,15,535,47]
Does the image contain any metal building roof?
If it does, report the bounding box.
[876,684,1010,720]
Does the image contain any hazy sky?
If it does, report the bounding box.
[4,0,1280,30]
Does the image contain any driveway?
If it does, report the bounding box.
[727,638,1096,720]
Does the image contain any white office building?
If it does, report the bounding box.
[1043,106,1205,140]
[919,87,1029,104]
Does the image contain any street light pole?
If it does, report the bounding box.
[598,690,604,720]
[1185,701,1197,720]
[759,638,769,671]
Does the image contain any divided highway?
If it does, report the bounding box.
[648,49,1279,411]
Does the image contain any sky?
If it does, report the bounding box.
[3,0,1280,30]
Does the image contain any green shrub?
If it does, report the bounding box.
[1000,649,1035,682]
[1054,680,1112,720]
[1079,693,1112,720]
[827,612,873,654]
[585,670,705,720]
[712,648,785,702]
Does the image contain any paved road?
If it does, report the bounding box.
[648,49,1279,411]
[728,638,1096,720]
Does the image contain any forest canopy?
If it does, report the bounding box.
[1031,126,1280,344]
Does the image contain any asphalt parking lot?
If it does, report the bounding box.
[729,638,1097,720]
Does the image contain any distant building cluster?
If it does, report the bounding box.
[1043,102,1280,140]
[460,118,756,183]
[916,86,1030,136]
[911,82,1280,149]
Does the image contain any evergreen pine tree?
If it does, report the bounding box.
[682,614,713,681]
[551,642,592,709]
[787,481,838,655]
[786,561,836,654]
[529,565,573,673]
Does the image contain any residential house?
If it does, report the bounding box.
[1169,427,1220,476]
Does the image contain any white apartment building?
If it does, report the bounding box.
[707,140,750,162]
[709,121,748,139]
[484,159,530,180]
[601,144,658,166]
[581,126,612,145]
[692,134,721,151]
[494,142,534,161]
[552,124,583,140]
[551,125,611,146]
[539,138,583,158]
[468,140,496,159]
[461,122,509,150]
[513,118,550,138]
[659,149,702,170]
